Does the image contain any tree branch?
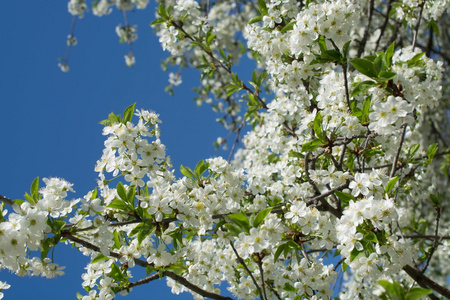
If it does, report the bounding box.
[390,123,408,178]
[0,195,14,207]
[229,241,264,300]
[403,264,450,299]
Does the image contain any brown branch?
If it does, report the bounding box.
[422,206,442,273]
[0,195,15,207]
[357,0,375,57]
[375,0,393,52]
[228,120,246,163]
[403,264,450,299]
[60,230,150,268]
[256,255,268,300]
[120,270,236,300]
[412,1,425,50]
[63,230,234,299]
[229,241,264,300]
[127,272,160,289]
[170,20,267,110]
[390,123,408,178]
[164,270,235,300]
[402,235,450,240]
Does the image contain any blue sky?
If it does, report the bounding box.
[0,1,234,299]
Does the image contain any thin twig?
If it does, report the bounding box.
[422,206,441,273]
[390,123,408,178]
[412,1,425,50]
[357,0,375,57]
[256,255,268,300]
[228,120,246,163]
[402,235,450,240]
[229,241,264,300]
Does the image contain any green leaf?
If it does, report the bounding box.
[349,247,364,262]
[334,190,355,205]
[342,41,351,61]
[191,41,205,49]
[225,212,250,233]
[116,182,127,202]
[30,176,40,201]
[253,207,272,228]
[248,16,263,24]
[180,164,196,181]
[257,0,268,14]
[194,160,210,178]
[137,223,155,245]
[426,143,438,160]
[281,20,296,33]
[126,185,136,205]
[99,119,111,126]
[351,80,377,97]
[206,34,216,47]
[342,261,348,272]
[362,97,371,123]
[384,41,395,69]
[92,253,108,264]
[377,280,405,300]
[373,54,382,74]
[385,176,400,193]
[113,230,121,249]
[313,111,325,141]
[347,153,355,172]
[108,112,121,124]
[274,243,288,261]
[150,18,167,26]
[428,19,440,35]
[283,282,296,292]
[223,223,242,236]
[24,192,35,204]
[107,199,132,211]
[407,52,425,68]
[407,144,420,161]
[301,138,324,152]
[122,103,136,124]
[377,71,397,81]
[226,84,242,97]
[350,58,377,78]
[429,193,440,206]
[49,219,66,232]
[405,287,433,300]
[364,231,378,243]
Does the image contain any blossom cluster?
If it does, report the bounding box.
[2,0,449,299]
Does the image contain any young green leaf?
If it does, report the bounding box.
[253,207,272,228]
[180,164,196,180]
[384,41,395,69]
[313,111,325,141]
[29,176,40,203]
[194,160,210,178]
[301,138,324,152]
[116,182,127,202]
[377,71,397,81]
[122,103,136,124]
[334,190,355,205]
[349,58,377,78]
[351,80,377,97]
[405,287,433,300]
[385,176,400,193]
[225,212,250,233]
[248,16,263,24]
[426,143,438,160]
